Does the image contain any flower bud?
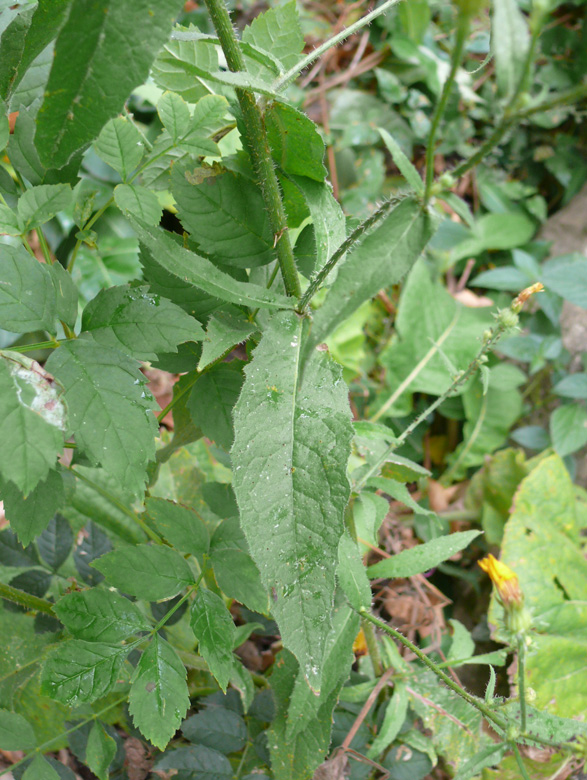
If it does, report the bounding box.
[479,554,533,638]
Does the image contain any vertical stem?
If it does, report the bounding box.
[424,14,470,203]
[203,0,301,299]
[361,618,384,677]
[513,745,532,780]
[518,636,527,733]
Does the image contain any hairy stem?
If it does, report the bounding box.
[424,14,470,203]
[359,608,507,731]
[203,0,301,298]
[297,198,397,312]
[361,618,384,677]
[0,582,55,615]
[518,636,527,733]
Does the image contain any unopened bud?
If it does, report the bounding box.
[512,282,544,313]
[479,554,533,637]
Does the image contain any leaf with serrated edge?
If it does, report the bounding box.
[46,340,157,496]
[17,184,72,231]
[198,311,256,371]
[1,469,65,547]
[41,640,129,705]
[308,198,437,350]
[81,284,203,362]
[130,218,294,310]
[190,588,235,692]
[129,634,190,750]
[0,243,57,333]
[86,722,116,780]
[54,589,150,643]
[35,0,184,167]
[114,184,162,226]
[157,91,190,142]
[22,755,60,780]
[0,352,66,495]
[171,163,274,269]
[37,513,72,571]
[242,0,304,71]
[367,530,482,579]
[266,103,326,181]
[91,544,195,601]
[232,311,353,692]
[145,497,209,559]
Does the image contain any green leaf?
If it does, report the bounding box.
[1,469,65,547]
[289,176,346,279]
[129,634,190,750]
[0,243,57,332]
[0,204,20,235]
[22,755,60,780]
[171,164,274,269]
[73,520,113,586]
[181,94,229,154]
[37,513,72,572]
[337,532,371,612]
[198,311,256,371]
[152,36,219,102]
[380,259,492,399]
[453,743,507,780]
[447,619,475,662]
[0,528,40,567]
[451,213,536,262]
[41,640,129,705]
[241,0,304,71]
[492,0,530,99]
[266,102,326,181]
[154,744,232,780]
[157,91,191,143]
[17,184,72,231]
[378,128,423,194]
[209,517,268,614]
[232,311,353,692]
[182,708,247,754]
[86,722,116,780]
[145,497,209,559]
[553,373,587,399]
[91,544,195,601]
[131,218,294,310]
[46,339,157,496]
[366,477,435,516]
[0,0,70,101]
[308,198,437,349]
[490,455,587,717]
[53,589,150,643]
[81,284,203,362]
[114,184,162,226]
[188,362,243,450]
[0,709,37,750]
[551,404,587,459]
[367,530,482,579]
[48,262,78,329]
[0,351,66,496]
[269,595,359,777]
[542,253,587,308]
[366,682,408,759]
[93,117,144,180]
[35,0,184,167]
[190,588,235,692]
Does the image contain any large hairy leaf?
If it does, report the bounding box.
[231,311,353,692]
[46,340,157,496]
[0,352,66,496]
[35,0,184,167]
[307,197,437,349]
[130,218,294,310]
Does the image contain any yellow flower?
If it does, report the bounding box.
[478,554,523,607]
[352,628,368,657]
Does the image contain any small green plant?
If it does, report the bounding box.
[0,0,586,778]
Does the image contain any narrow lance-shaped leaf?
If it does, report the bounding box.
[307,197,437,350]
[35,0,185,167]
[492,0,530,99]
[129,217,294,310]
[232,311,353,692]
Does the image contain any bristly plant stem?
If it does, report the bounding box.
[513,744,532,780]
[424,13,470,204]
[297,198,397,313]
[359,608,508,731]
[203,0,301,299]
[354,320,508,493]
[273,0,404,92]
[0,582,55,615]
[518,636,527,733]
